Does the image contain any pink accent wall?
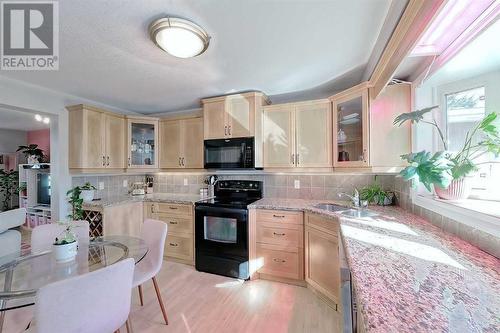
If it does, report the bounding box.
[27,129,50,161]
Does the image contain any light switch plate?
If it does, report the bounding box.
[184,178,188,186]
[294,179,300,189]
[123,179,128,188]
[98,182,104,190]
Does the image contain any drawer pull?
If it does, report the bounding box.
[273,232,285,236]
[169,221,178,225]
[273,258,286,263]
[169,207,178,210]
[273,214,285,218]
[169,243,179,247]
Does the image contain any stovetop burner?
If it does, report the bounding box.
[195,180,263,209]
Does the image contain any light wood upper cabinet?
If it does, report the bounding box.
[67,105,125,170]
[331,85,370,168]
[202,92,268,140]
[305,213,340,307]
[295,102,332,167]
[127,117,159,169]
[159,117,203,169]
[263,104,295,168]
[263,100,332,168]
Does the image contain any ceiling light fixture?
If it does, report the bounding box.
[43,117,50,124]
[149,17,210,58]
[35,114,42,121]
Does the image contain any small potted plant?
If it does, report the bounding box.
[360,182,394,206]
[18,183,27,197]
[394,108,500,200]
[52,225,78,262]
[79,182,96,202]
[16,144,46,164]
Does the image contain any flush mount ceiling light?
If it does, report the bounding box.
[149,17,210,58]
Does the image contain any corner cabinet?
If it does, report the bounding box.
[159,117,203,169]
[67,104,126,171]
[126,117,159,169]
[263,100,332,168]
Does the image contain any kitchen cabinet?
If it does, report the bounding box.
[144,202,194,265]
[331,85,370,168]
[159,117,203,169]
[67,104,126,171]
[202,92,268,139]
[127,117,159,169]
[263,99,332,168]
[305,213,341,308]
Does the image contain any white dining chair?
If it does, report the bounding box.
[30,221,90,253]
[133,219,169,325]
[26,258,135,333]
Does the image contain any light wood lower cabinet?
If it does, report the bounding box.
[103,201,143,237]
[305,213,341,308]
[144,202,194,265]
[255,209,304,283]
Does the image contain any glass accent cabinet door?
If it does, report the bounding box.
[127,118,159,168]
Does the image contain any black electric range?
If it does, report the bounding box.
[194,180,262,279]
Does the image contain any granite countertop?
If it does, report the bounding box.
[249,198,500,333]
[83,193,206,209]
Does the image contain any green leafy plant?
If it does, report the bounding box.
[53,225,77,245]
[0,170,19,211]
[394,107,500,192]
[67,186,84,220]
[80,182,96,191]
[360,181,394,205]
[16,144,46,162]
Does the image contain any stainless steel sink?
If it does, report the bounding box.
[340,209,378,218]
[313,203,348,212]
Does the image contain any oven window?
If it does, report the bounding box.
[204,216,237,243]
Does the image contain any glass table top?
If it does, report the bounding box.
[0,235,148,311]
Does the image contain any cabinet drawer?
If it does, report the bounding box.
[165,234,193,261]
[150,202,193,217]
[306,213,339,236]
[257,223,303,247]
[256,209,303,225]
[256,244,302,280]
[153,213,193,234]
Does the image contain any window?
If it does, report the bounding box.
[445,87,500,201]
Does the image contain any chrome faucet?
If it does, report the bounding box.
[338,189,360,208]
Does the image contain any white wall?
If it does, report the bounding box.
[0,129,26,154]
[0,76,137,220]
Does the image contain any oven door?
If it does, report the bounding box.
[204,137,254,169]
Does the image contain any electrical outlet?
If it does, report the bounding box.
[184,178,188,186]
[294,179,300,189]
[123,179,128,188]
[98,182,104,190]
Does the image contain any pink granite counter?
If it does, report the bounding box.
[249,198,500,333]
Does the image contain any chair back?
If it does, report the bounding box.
[34,258,134,333]
[0,208,26,233]
[141,219,168,276]
[31,221,90,253]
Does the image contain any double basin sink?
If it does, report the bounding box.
[313,203,378,218]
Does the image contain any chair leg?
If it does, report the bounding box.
[138,285,144,306]
[152,276,169,325]
[126,318,133,333]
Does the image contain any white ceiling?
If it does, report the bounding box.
[0,0,392,114]
[0,108,50,131]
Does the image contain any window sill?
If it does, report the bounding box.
[413,194,500,237]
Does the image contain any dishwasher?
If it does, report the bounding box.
[340,238,357,333]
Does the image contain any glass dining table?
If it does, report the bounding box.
[0,236,148,314]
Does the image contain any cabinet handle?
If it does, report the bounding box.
[107,156,110,166]
[151,205,155,214]
[169,243,178,247]
[169,221,178,225]
[228,125,231,136]
[102,156,106,166]
[296,154,300,165]
[273,232,285,236]
[291,154,294,165]
[181,157,185,166]
[362,149,367,162]
[178,157,181,166]
[273,214,285,218]
[224,125,228,136]
[128,157,131,167]
[273,258,286,263]
[169,206,178,210]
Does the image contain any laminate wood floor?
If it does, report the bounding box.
[3,261,341,333]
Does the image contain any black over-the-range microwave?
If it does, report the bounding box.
[204,137,256,169]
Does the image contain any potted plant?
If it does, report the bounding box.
[394,107,500,200]
[18,182,27,197]
[80,182,96,202]
[16,144,46,164]
[0,170,19,211]
[360,181,394,206]
[67,186,84,220]
[52,225,78,262]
